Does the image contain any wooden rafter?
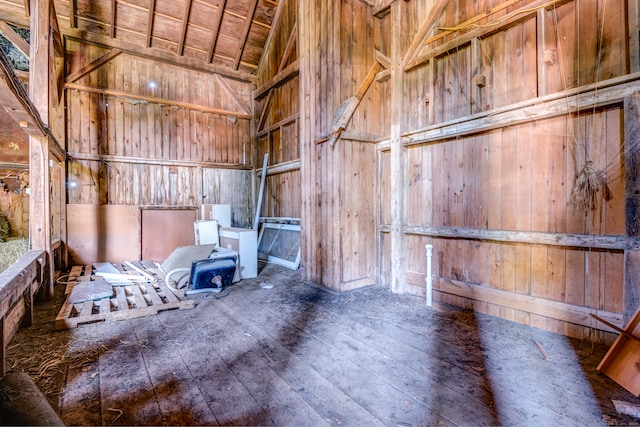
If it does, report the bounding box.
[207,0,226,63]
[64,30,254,82]
[146,0,156,47]
[233,0,258,70]
[0,20,29,58]
[64,48,122,84]
[177,0,193,56]
[110,0,116,38]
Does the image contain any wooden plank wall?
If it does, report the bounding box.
[254,0,301,219]
[293,0,639,342]
[299,0,382,290]
[64,40,254,228]
[389,0,637,343]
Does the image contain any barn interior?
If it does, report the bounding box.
[1,0,640,425]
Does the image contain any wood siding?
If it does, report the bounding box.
[65,40,254,228]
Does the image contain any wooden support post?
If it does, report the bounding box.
[29,0,54,298]
[629,0,639,73]
[390,1,407,294]
[625,93,640,322]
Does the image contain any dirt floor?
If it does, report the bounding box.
[5,263,640,426]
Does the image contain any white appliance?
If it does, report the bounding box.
[219,227,257,279]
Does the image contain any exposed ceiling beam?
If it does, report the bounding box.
[233,0,258,70]
[177,0,193,56]
[146,0,156,47]
[207,0,226,63]
[0,20,29,58]
[64,29,255,83]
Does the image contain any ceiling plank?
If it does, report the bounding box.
[233,0,259,70]
[177,0,193,56]
[0,20,29,58]
[64,48,122,84]
[65,82,252,119]
[64,29,255,83]
[206,0,226,63]
[146,0,156,47]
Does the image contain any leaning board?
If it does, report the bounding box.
[597,305,640,396]
[55,262,194,330]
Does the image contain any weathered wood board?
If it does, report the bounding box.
[55,263,194,330]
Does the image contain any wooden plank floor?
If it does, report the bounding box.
[7,264,640,426]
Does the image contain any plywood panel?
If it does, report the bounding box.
[141,208,197,262]
[67,204,140,264]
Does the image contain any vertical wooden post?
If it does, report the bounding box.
[298,0,313,282]
[390,1,407,294]
[628,0,639,73]
[624,94,640,322]
[29,0,54,298]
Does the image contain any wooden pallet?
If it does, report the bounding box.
[55,262,194,330]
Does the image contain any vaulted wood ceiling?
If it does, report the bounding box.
[0,0,280,81]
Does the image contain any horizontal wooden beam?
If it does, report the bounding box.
[67,152,253,170]
[404,72,640,146]
[256,113,299,137]
[63,30,255,84]
[406,270,624,333]
[404,225,638,250]
[65,82,252,119]
[0,162,28,170]
[255,159,300,177]
[340,131,384,143]
[405,0,565,71]
[253,59,299,100]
